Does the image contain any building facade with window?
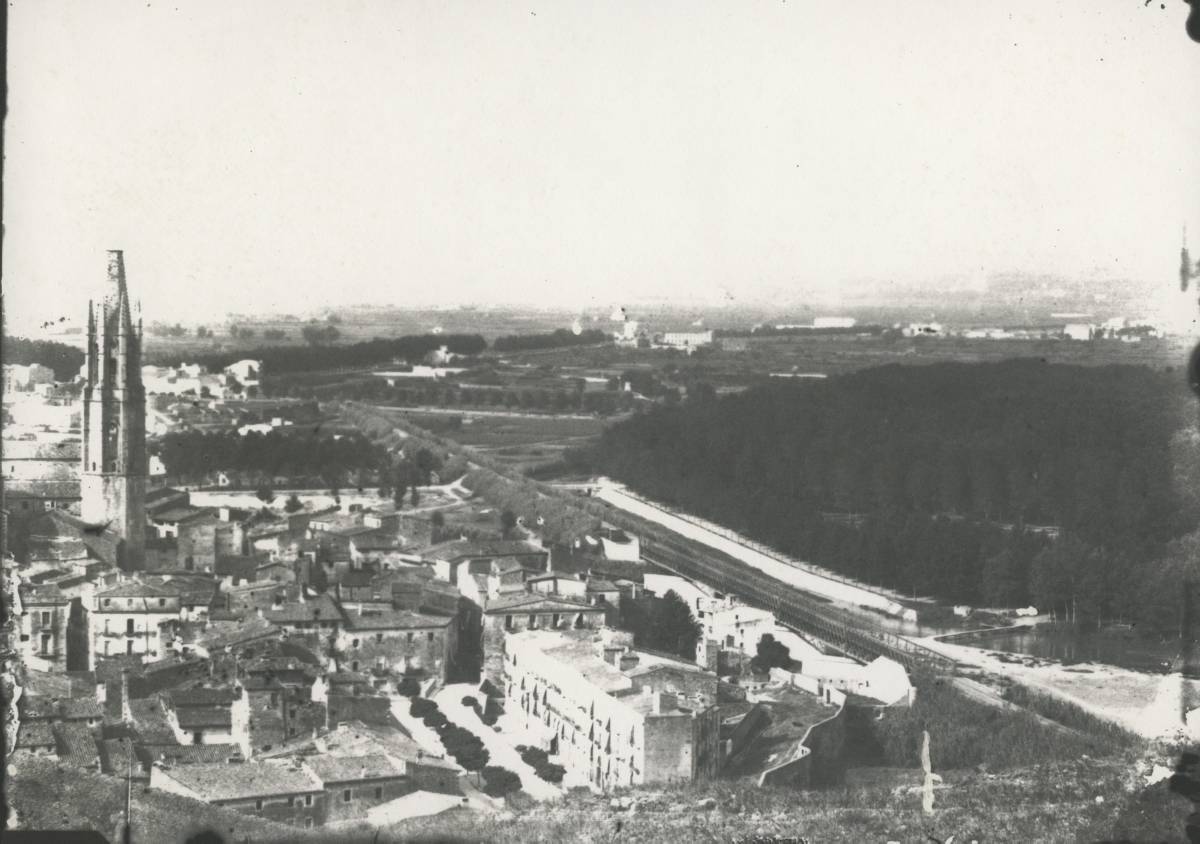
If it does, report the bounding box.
[503,629,720,791]
[333,606,456,684]
[92,581,181,658]
[150,761,327,828]
[18,582,71,666]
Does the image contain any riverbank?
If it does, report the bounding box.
[919,634,1200,741]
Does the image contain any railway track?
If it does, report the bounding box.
[635,530,958,672]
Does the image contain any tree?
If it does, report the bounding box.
[310,560,329,593]
[480,765,520,797]
[284,493,303,513]
[652,591,702,659]
[749,633,791,674]
[255,486,275,505]
[500,508,518,538]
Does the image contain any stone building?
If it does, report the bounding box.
[334,606,457,684]
[92,581,180,659]
[18,583,71,667]
[80,250,147,570]
[503,629,720,791]
[150,760,327,829]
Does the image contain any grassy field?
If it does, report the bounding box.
[377,408,606,474]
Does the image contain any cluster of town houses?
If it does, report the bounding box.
[2,252,914,830]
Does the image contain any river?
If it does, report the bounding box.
[946,625,1182,674]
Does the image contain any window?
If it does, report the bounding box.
[352,638,359,649]
[406,632,413,644]
[374,786,383,799]
[351,661,359,671]
[158,598,165,607]
[304,795,313,807]
[40,611,50,626]
[255,799,263,810]
[126,619,135,635]
[343,789,352,803]
[126,640,134,655]
[305,818,313,829]
[376,633,383,643]
[288,797,295,807]
[40,634,52,654]
[427,631,434,642]
[103,598,111,607]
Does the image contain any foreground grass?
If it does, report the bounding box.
[371,755,1189,843]
[12,751,1192,842]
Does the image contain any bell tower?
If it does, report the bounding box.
[80,250,147,570]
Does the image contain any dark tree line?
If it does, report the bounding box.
[267,375,636,415]
[149,333,487,374]
[2,336,84,381]
[600,360,1198,625]
[156,429,386,486]
[493,328,610,352]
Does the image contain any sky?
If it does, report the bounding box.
[5,0,1200,332]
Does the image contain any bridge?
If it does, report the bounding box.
[630,528,958,673]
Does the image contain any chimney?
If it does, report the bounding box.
[619,653,639,672]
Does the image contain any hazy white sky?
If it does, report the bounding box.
[5,0,1199,331]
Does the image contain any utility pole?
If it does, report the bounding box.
[124,736,133,844]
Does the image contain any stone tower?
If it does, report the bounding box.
[81,250,147,570]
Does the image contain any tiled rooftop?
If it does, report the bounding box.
[158,761,323,801]
[304,753,406,783]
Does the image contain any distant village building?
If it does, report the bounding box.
[812,317,857,329]
[1062,323,1094,341]
[653,330,714,353]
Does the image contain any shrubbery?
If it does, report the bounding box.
[516,745,567,784]
[480,765,522,798]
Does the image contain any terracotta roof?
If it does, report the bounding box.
[53,722,100,768]
[169,686,239,707]
[16,722,56,748]
[129,698,181,744]
[197,616,281,651]
[421,538,547,562]
[158,761,324,801]
[305,753,406,784]
[96,581,176,600]
[139,743,244,765]
[19,582,70,604]
[150,506,212,524]
[484,593,602,614]
[99,738,142,775]
[175,707,233,729]
[587,578,620,592]
[59,698,104,720]
[343,608,451,631]
[263,593,341,625]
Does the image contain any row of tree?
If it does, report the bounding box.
[1,336,85,381]
[493,328,610,352]
[158,332,488,375]
[599,360,1198,626]
[270,377,638,415]
[155,428,386,485]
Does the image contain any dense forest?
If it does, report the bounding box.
[492,328,610,352]
[2,337,85,380]
[173,333,487,374]
[598,360,1200,631]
